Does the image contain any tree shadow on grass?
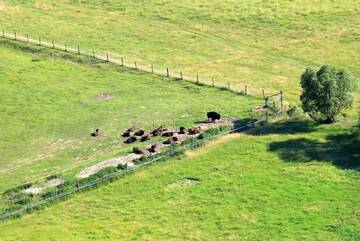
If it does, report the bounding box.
[233,118,319,136]
[253,119,319,135]
[268,129,360,171]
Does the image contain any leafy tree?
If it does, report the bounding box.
[300,65,357,123]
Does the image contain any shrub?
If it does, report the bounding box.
[78,166,119,186]
[287,106,299,117]
[3,182,32,196]
[300,66,357,123]
[117,163,127,170]
[198,126,228,140]
[45,174,59,181]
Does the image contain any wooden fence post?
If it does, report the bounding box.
[166,68,169,77]
[228,82,231,91]
[38,37,41,46]
[52,40,55,49]
[265,109,268,121]
[262,89,265,99]
[121,57,124,66]
[106,53,109,62]
[196,73,199,84]
[77,45,80,54]
[2,28,4,38]
[92,50,95,58]
[280,90,284,112]
[212,77,215,87]
[180,71,183,80]
[245,85,248,95]
[265,96,269,108]
[134,61,137,69]
[65,42,67,51]
[76,181,80,192]
[14,31,16,40]
[26,34,29,44]
[151,64,154,73]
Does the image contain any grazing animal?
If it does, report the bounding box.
[124,136,137,144]
[178,127,186,134]
[134,129,145,136]
[148,144,159,153]
[151,128,162,136]
[140,135,150,142]
[127,127,137,132]
[162,131,173,137]
[207,111,221,122]
[90,129,100,137]
[188,127,201,135]
[121,131,131,137]
[133,147,144,155]
[163,136,178,145]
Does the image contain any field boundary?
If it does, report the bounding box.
[0,29,283,99]
[0,110,282,221]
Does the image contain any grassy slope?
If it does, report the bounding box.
[0,121,359,241]
[0,41,259,193]
[1,0,359,101]
[0,1,359,239]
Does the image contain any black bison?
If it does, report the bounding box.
[163,136,178,145]
[127,127,137,132]
[121,131,131,137]
[134,129,145,136]
[148,144,159,153]
[207,111,221,122]
[124,136,137,144]
[150,128,162,136]
[140,135,150,142]
[90,129,100,137]
[133,147,144,155]
[162,131,173,137]
[188,127,201,135]
[178,127,187,134]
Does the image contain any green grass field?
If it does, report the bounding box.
[1,0,359,101]
[0,40,260,194]
[0,1,359,240]
[0,121,358,240]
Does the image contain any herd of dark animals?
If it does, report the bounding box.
[90,111,222,154]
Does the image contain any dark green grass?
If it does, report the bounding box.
[0,120,358,240]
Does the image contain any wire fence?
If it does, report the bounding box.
[0,109,282,221]
[1,29,282,99]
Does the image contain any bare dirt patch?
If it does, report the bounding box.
[23,187,43,195]
[94,92,112,101]
[47,178,65,187]
[166,177,200,190]
[77,153,142,178]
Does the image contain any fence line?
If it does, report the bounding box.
[0,29,282,99]
[0,110,282,221]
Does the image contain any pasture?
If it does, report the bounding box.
[0,0,359,240]
[0,40,260,195]
[1,0,359,101]
[0,121,359,240]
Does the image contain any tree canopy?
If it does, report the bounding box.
[300,65,357,123]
